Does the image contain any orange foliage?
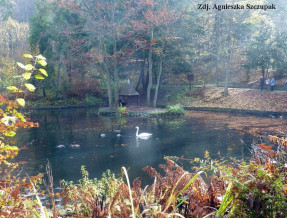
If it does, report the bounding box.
[257,143,276,157]
[269,135,287,149]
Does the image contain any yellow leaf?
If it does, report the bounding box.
[23,54,33,59]
[25,64,34,71]
[37,59,47,66]
[22,72,32,80]
[35,55,46,60]
[39,68,48,77]
[17,62,25,69]
[7,86,18,91]
[25,83,36,92]
[16,98,25,107]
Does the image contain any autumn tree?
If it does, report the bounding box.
[30,0,93,98]
[131,0,180,106]
[245,16,287,80]
[59,0,140,107]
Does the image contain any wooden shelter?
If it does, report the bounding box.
[119,84,140,106]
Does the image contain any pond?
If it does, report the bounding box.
[14,108,286,185]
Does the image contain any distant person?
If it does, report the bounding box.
[260,76,264,90]
[270,77,275,91]
[266,78,270,91]
[285,79,287,90]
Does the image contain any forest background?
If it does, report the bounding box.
[0,0,287,109]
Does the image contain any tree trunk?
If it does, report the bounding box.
[136,61,145,91]
[101,40,113,107]
[261,68,265,78]
[142,59,147,93]
[136,71,142,91]
[104,60,113,108]
[153,41,164,107]
[112,2,119,106]
[224,15,232,97]
[214,12,220,86]
[145,71,149,93]
[224,40,231,96]
[113,37,119,106]
[147,27,153,106]
[215,53,220,87]
[55,49,61,98]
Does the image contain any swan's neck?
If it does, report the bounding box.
[136,128,139,136]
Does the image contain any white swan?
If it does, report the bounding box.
[136,126,152,139]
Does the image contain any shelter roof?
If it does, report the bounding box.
[119,84,139,96]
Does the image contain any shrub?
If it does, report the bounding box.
[163,86,188,103]
[85,95,103,105]
[61,160,206,217]
[180,136,287,218]
[165,104,184,115]
[65,77,102,99]
[61,167,122,217]
[117,106,129,116]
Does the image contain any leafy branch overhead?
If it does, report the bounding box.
[0,54,47,217]
[7,54,48,107]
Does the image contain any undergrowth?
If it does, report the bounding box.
[117,106,129,116]
[165,104,185,115]
[58,135,286,217]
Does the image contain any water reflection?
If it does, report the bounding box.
[14,108,283,185]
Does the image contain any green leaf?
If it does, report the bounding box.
[15,113,26,122]
[216,182,234,217]
[17,62,25,69]
[7,86,18,91]
[23,54,33,59]
[39,68,48,77]
[22,72,32,80]
[25,83,36,92]
[35,54,46,60]
[176,171,205,199]
[3,145,19,150]
[34,74,44,80]
[16,98,25,107]
[37,59,47,66]
[25,64,34,71]
[3,131,16,137]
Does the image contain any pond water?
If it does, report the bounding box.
[14,108,286,185]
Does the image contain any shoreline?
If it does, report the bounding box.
[24,103,286,117]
